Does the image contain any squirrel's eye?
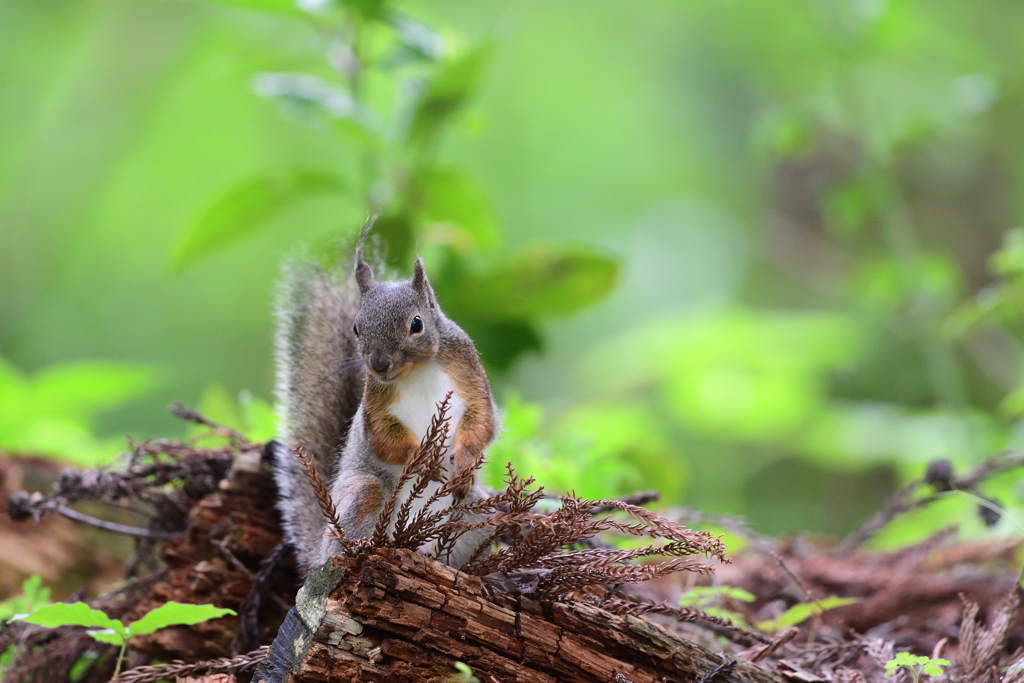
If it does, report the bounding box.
[410,316,423,334]
[353,324,359,337]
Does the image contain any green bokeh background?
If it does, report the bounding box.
[5,0,1024,547]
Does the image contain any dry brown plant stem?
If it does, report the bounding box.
[293,444,357,556]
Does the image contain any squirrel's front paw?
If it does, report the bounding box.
[448,448,476,501]
[449,477,473,502]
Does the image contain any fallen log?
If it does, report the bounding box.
[256,547,786,683]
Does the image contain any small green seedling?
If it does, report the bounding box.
[451,661,480,683]
[14,601,235,678]
[885,652,950,683]
[756,596,858,632]
[0,575,50,622]
[678,585,755,624]
[0,575,53,678]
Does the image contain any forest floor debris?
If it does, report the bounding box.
[0,403,1021,682]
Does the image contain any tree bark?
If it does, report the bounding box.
[258,547,785,683]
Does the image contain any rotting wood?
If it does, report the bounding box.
[1,449,298,683]
[255,547,787,683]
[131,449,298,662]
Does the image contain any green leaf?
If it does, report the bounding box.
[407,44,491,145]
[921,659,950,677]
[20,575,50,613]
[21,575,42,606]
[757,596,858,632]
[127,602,236,637]
[170,169,346,272]
[885,653,943,677]
[447,245,618,322]
[15,603,124,636]
[452,661,479,683]
[887,652,925,670]
[0,574,51,622]
[86,629,124,646]
[679,585,756,607]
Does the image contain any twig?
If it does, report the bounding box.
[294,444,356,555]
[232,542,290,654]
[696,659,738,683]
[738,627,800,664]
[168,402,247,444]
[662,506,776,554]
[213,539,291,615]
[585,490,660,515]
[7,439,249,523]
[839,450,1024,553]
[111,646,268,683]
[771,552,858,641]
[836,478,924,554]
[55,505,183,539]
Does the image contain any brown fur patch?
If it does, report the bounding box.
[363,376,419,465]
[438,343,495,499]
[353,479,382,520]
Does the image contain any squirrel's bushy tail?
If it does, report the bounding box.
[272,260,363,573]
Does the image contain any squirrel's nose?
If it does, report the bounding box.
[369,354,391,374]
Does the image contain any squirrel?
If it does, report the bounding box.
[270,234,498,575]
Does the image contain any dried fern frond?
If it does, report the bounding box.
[531,540,707,569]
[372,392,452,545]
[294,444,356,556]
[346,397,725,599]
[536,556,714,596]
[580,593,771,646]
[391,395,452,544]
[405,444,486,552]
[573,497,728,559]
[957,590,1020,683]
[864,638,897,679]
[465,493,726,579]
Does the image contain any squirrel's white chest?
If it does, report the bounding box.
[388,361,465,449]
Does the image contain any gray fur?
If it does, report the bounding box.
[352,273,441,382]
[272,260,363,574]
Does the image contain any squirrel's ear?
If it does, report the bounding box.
[354,245,375,295]
[411,257,437,308]
[354,210,379,296]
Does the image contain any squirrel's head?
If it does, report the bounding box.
[352,248,441,384]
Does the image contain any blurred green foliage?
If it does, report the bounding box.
[0,576,51,622]
[756,596,859,633]
[4,0,1024,548]
[677,585,754,626]
[0,358,156,466]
